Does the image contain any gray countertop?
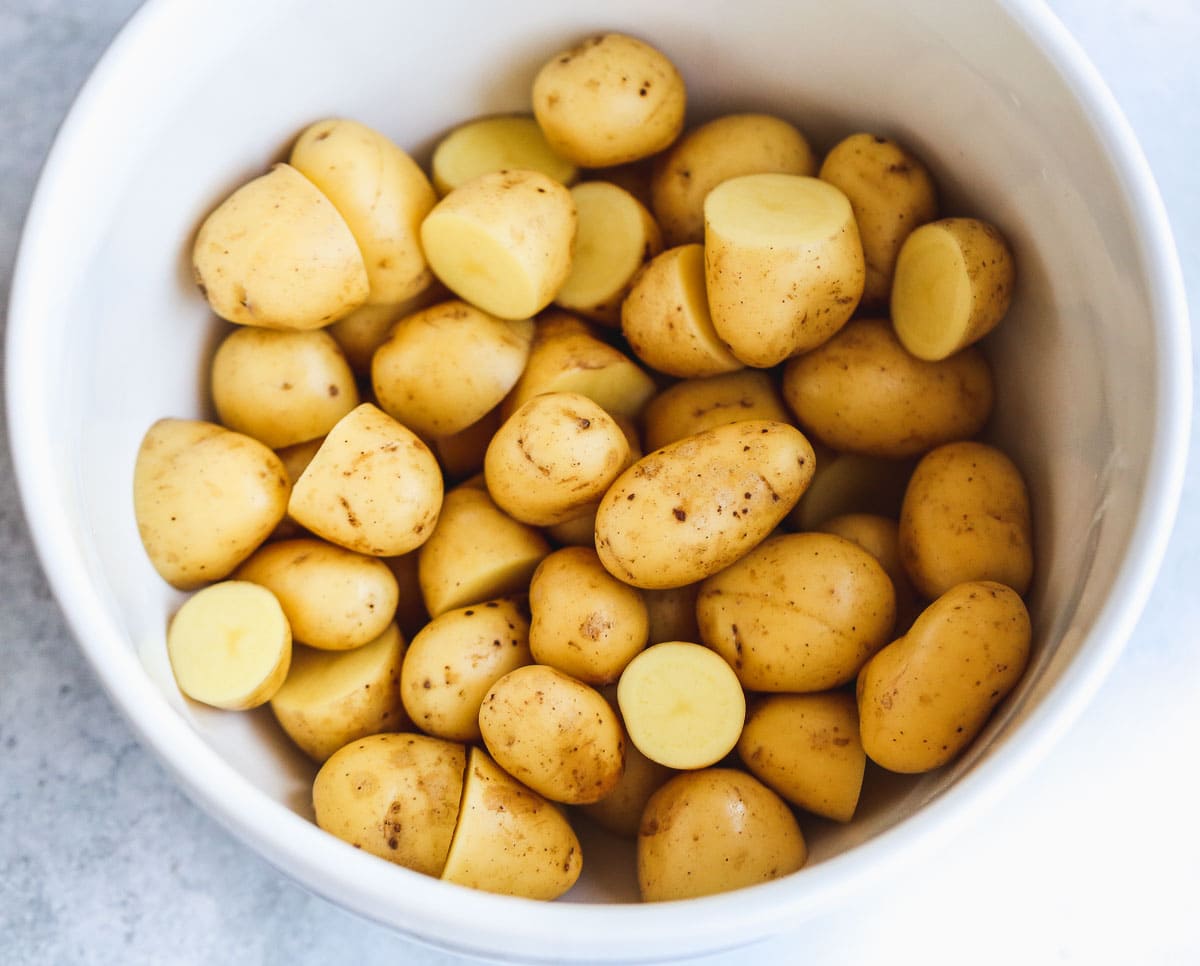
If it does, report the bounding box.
[2,1,1197,963]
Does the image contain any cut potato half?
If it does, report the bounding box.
[432,115,578,195]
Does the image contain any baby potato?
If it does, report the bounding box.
[400,598,532,743]
[288,404,443,557]
[371,300,534,438]
[554,181,662,325]
[643,584,701,645]
[431,114,578,196]
[818,513,921,633]
[192,163,369,330]
[529,547,649,684]
[327,281,449,374]
[899,441,1034,599]
[290,118,437,305]
[532,33,686,167]
[270,623,407,762]
[479,664,624,805]
[485,392,630,527]
[788,450,913,531]
[638,769,806,901]
[737,692,865,823]
[641,369,789,452]
[416,484,550,617]
[313,733,465,875]
[819,133,938,308]
[578,729,674,839]
[857,581,1031,773]
[651,113,816,246]
[705,174,864,366]
[441,747,582,900]
[420,169,576,320]
[211,328,358,449]
[595,420,814,589]
[621,244,743,379]
[782,318,994,459]
[697,532,896,691]
[892,218,1016,361]
[134,419,290,590]
[167,580,291,710]
[233,538,398,650]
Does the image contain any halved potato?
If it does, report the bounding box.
[431,114,578,195]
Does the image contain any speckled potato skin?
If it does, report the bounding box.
[899,441,1034,599]
[857,581,1032,773]
[233,538,399,650]
[697,532,896,691]
[134,419,289,590]
[287,403,443,557]
[641,369,789,451]
[400,598,533,743]
[595,420,815,589]
[441,748,582,899]
[638,769,806,901]
[478,664,625,805]
[313,733,466,876]
[532,33,686,168]
[818,133,938,307]
[781,318,994,459]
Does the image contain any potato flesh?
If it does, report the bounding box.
[432,115,578,196]
[167,581,291,710]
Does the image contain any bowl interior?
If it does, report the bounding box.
[9,0,1185,960]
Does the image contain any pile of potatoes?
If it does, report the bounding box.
[133,32,1034,903]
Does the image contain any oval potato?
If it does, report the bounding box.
[641,368,789,452]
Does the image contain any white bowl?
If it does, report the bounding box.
[7,0,1190,961]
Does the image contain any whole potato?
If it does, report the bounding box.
[782,318,994,459]
[818,513,922,633]
[899,441,1034,598]
[697,532,896,691]
[640,369,789,452]
[857,581,1031,772]
[595,420,814,589]
[327,281,448,374]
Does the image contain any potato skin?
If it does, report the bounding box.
[641,369,789,452]
[595,420,815,589]
[638,769,806,901]
[698,532,896,691]
[782,318,993,459]
[899,441,1034,599]
[578,739,673,838]
[857,581,1031,772]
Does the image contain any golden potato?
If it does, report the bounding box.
[697,532,896,691]
[233,538,398,650]
[641,368,789,452]
[818,133,938,307]
[532,33,686,167]
[270,623,408,762]
[818,513,921,633]
[371,300,534,438]
[400,598,532,743]
[134,419,290,590]
[651,113,816,246]
[704,174,864,366]
[479,664,624,804]
[899,441,1034,599]
[326,281,449,374]
[638,769,806,901]
[782,318,994,459]
[857,581,1031,772]
[192,163,368,330]
[578,738,674,838]
[431,114,578,195]
[787,450,913,531]
[595,420,814,589]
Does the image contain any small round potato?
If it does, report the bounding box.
[270,623,408,762]
[899,441,1034,599]
[529,547,649,684]
[638,769,806,901]
[211,327,358,449]
[479,664,625,804]
[641,368,789,452]
[233,538,399,650]
[697,532,896,691]
[651,113,816,246]
[782,318,994,459]
[532,33,686,167]
[431,114,578,196]
[484,392,630,527]
[441,747,582,900]
[313,733,466,876]
[371,300,534,438]
[818,512,922,633]
[857,581,1032,773]
[400,598,532,742]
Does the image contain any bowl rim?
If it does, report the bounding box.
[5,0,1191,959]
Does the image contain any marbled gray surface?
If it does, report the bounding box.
[2,1,1197,964]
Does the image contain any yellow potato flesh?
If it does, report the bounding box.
[890,225,972,359]
[432,115,578,195]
